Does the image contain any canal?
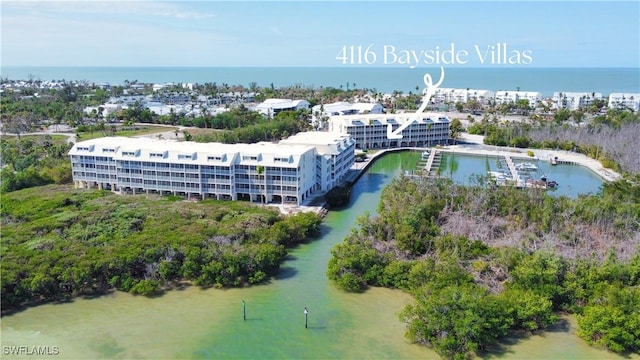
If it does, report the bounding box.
[0,151,629,359]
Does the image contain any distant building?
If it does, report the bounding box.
[129,84,146,91]
[83,103,124,117]
[327,113,450,150]
[608,93,640,111]
[494,91,542,105]
[433,88,495,105]
[152,83,174,92]
[68,132,355,205]
[254,99,310,118]
[312,102,384,117]
[552,92,604,110]
[107,95,147,105]
[217,92,256,104]
[145,103,184,116]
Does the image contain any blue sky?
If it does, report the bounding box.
[1,1,639,67]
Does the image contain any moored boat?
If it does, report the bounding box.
[515,162,538,171]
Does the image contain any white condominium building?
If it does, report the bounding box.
[608,93,640,111]
[69,132,355,205]
[327,113,450,150]
[279,132,356,192]
[254,99,310,118]
[433,88,495,105]
[494,91,542,105]
[552,92,603,110]
[311,102,384,117]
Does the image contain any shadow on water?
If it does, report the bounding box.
[545,317,570,333]
[344,173,389,206]
[2,289,117,317]
[317,223,333,236]
[275,266,298,280]
[480,317,571,359]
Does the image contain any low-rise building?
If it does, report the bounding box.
[494,91,542,105]
[83,103,125,117]
[608,93,640,111]
[312,102,384,117]
[68,132,355,205]
[552,92,603,110]
[433,88,495,105]
[254,99,310,117]
[327,113,450,149]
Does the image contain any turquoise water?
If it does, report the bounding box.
[1,67,638,96]
[0,151,625,360]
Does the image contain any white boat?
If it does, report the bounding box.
[515,162,538,171]
[488,171,511,182]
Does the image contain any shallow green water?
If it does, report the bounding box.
[1,152,631,359]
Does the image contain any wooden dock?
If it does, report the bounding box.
[548,154,575,166]
[422,150,443,177]
[423,150,436,174]
[503,155,524,187]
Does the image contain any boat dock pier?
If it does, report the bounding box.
[423,150,441,177]
[548,154,576,166]
[503,155,523,187]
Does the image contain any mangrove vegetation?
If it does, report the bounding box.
[1,185,322,313]
[327,175,640,358]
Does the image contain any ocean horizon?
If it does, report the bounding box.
[1,66,639,97]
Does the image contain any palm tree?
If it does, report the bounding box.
[256,165,266,204]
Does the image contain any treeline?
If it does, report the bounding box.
[102,105,313,144]
[1,185,322,313]
[1,81,363,133]
[468,108,640,174]
[1,86,86,132]
[327,176,639,358]
[1,136,72,193]
[189,110,312,144]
